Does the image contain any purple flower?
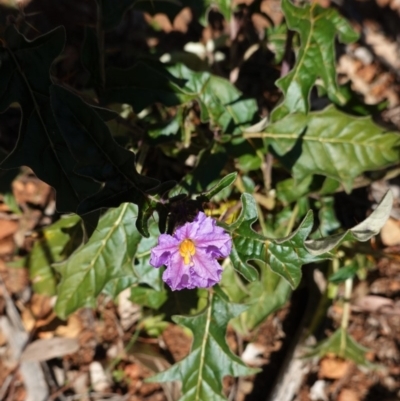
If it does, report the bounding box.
[150,212,232,291]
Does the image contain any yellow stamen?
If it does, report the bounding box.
[179,239,196,265]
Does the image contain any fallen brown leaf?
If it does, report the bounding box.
[21,337,80,361]
[0,219,18,240]
[337,388,360,401]
[319,357,351,380]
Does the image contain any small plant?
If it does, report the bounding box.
[0,0,397,399]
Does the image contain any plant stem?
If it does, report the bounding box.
[340,276,353,355]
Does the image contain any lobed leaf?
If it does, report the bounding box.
[148,290,257,401]
[271,0,359,121]
[50,85,168,236]
[226,191,392,289]
[0,26,100,213]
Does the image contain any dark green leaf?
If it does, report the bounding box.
[271,0,359,121]
[226,192,392,289]
[148,290,257,400]
[0,26,100,213]
[248,106,400,191]
[200,172,237,200]
[226,194,324,287]
[266,24,288,64]
[305,328,371,366]
[239,264,291,333]
[130,286,167,309]
[54,203,141,319]
[329,264,358,284]
[50,85,166,236]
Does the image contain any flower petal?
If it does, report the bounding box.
[151,211,232,291]
[162,251,195,291]
[189,248,223,288]
[150,234,180,267]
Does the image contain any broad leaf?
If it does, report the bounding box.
[0,26,100,213]
[54,203,141,319]
[271,0,359,121]
[246,106,400,191]
[148,290,257,400]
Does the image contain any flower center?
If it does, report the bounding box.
[179,239,196,265]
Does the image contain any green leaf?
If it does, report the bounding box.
[276,176,313,204]
[130,287,167,309]
[168,64,258,134]
[148,290,257,400]
[305,328,371,366]
[54,203,141,319]
[266,23,288,64]
[200,172,237,200]
[248,106,400,191]
[226,194,324,287]
[313,197,341,238]
[0,26,100,213]
[133,216,164,292]
[226,191,392,289]
[146,115,180,145]
[28,215,82,296]
[225,262,291,333]
[329,263,358,284]
[2,192,22,215]
[271,0,359,121]
[50,85,166,236]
